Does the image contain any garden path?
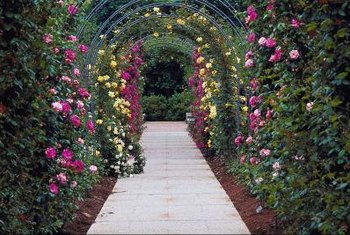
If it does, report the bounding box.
[87,122,250,234]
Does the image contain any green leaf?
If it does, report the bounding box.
[335,72,348,80]
[336,28,347,38]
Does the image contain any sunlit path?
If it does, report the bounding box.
[88,122,250,234]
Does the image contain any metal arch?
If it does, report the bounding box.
[86,4,239,75]
[77,0,246,40]
[79,2,244,133]
[86,9,242,132]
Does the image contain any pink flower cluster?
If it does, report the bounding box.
[245,6,258,24]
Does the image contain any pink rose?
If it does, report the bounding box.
[289,49,300,60]
[78,87,90,99]
[86,120,95,133]
[53,47,60,54]
[272,162,281,170]
[249,95,262,108]
[70,115,81,128]
[60,101,71,115]
[89,165,98,172]
[49,183,59,195]
[246,136,253,144]
[51,102,63,112]
[250,157,258,165]
[245,50,253,60]
[258,37,267,46]
[266,38,277,48]
[48,88,57,95]
[68,35,77,42]
[76,137,84,145]
[247,32,256,43]
[269,48,282,62]
[240,156,246,164]
[234,135,244,146]
[245,59,254,68]
[250,78,259,91]
[266,4,274,11]
[291,18,300,28]
[67,4,79,15]
[45,147,57,160]
[61,75,72,84]
[245,6,258,23]
[70,181,78,188]
[78,44,88,53]
[259,148,271,157]
[43,34,53,44]
[72,160,84,173]
[56,172,68,184]
[64,49,76,64]
[266,109,273,120]
[121,71,131,80]
[76,100,84,110]
[73,68,80,76]
[62,148,74,160]
[66,98,74,104]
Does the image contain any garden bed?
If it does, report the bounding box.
[204,155,281,234]
[62,176,117,234]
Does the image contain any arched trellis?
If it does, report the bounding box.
[76,0,248,135]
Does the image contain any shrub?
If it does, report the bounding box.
[165,91,194,121]
[141,95,168,121]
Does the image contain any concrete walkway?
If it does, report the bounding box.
[88,122,250,234]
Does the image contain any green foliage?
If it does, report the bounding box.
[141,95,168,121]
[236,1,350,234]
[165,91,194,120]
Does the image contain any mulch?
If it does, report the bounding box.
[62,157,281,235]
[204,155,281,234]
[61,176,117,234]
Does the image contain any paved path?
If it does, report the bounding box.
[88,122,250,234]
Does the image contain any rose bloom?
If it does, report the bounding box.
[49,183,59,195]
[247,32,256,43]
[240,156,246,164]
[291,18,300,28]
[121,71,131,80]
[48,88,57,95]
[245,59,254,68]
[266,38,277,48]
[306,102,314,111]
[86,120,95,133]
[76,100,84,110]
[266,4,274,11]
[51,102,63,112]
[246,136,253,144]
[56,172,68,184]
[43,33,53,44]
[62,148,74,161]
[245,50,253,60]
[258,37,267,46]
[266,109,273,120]
[60,101,71,116]
[76,137,84,145]
[250,77,259,91]
[269,48,282,62]
[89,165,98,172]
[67,4,79,15]
[78,44,88,53]
[259,148,271,157]
[73,68,80,76]
[68,35,77,42]
[53,47,60,54]
[45,147,57,159]
[272,161,281,170]
[289,49,300,60]
[78,87,90,99]
[70,181,78,188]
[250,157,259,165]
[234,135,244,146]
[70,115,81,128]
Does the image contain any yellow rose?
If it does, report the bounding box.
[199,68,206,76]
[112,82,118,88]
[206,63,212,69]
[196,56,204,64]
[97,76,104,82]
[212,70,217,75]
[153,7,160,12]
[95,150,100,156]
[166,24,172,30]
[105,82,111,88]
[153,32,159,37]
[242,106,249,112]
[96,119,103,125]
[144,13,150,17]
[108,91,115,98]
[196,37,203,42]
[110,60,117,68]
[177,19,185,25]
